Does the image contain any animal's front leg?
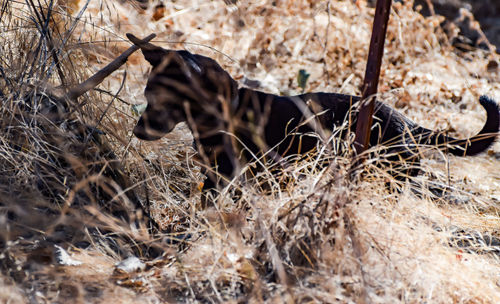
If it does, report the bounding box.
[200,151,236,208]
[200,175,217,209]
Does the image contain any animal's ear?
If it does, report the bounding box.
[126,33,168,67]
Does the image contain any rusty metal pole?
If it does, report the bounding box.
[354,0,392,155]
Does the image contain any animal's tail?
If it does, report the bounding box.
[427,96,499,156]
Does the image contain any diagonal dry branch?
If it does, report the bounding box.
[65,33,156,100]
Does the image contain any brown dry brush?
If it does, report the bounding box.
[0,2,417,302]
[0,0,163,274]
[2,0,498,302]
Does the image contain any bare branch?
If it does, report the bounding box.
[66,33,156,100]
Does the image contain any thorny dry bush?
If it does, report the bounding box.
[1,0,500,303]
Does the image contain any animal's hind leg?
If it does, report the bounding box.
[373,150,423,196]
[382,147,422,180]
[386,152,454,199]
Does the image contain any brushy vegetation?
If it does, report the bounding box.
[1,0,499,303]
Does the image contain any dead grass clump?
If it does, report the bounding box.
[0,2,165,301]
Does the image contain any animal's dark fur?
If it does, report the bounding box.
[127,34,500,199]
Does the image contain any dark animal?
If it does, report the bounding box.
[126,34,499,201]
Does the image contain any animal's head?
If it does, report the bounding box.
[127,33,238,140]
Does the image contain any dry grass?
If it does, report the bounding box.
[1,0,499,303]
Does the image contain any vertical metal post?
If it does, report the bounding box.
[354,0,392,155]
